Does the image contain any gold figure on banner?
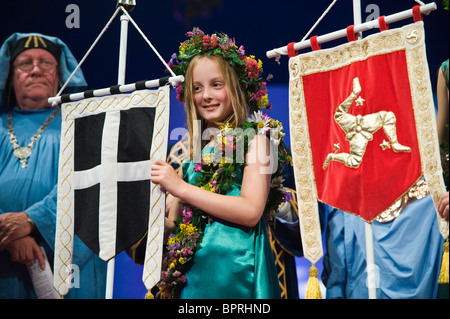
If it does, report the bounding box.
[323,77,411,170]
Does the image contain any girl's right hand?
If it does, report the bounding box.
[151,159,186,198]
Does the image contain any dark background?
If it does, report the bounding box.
[2,0,448,298]
[2,1,448,88]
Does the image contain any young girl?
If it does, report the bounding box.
[151,29,291,299]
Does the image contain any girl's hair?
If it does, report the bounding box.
[184,54,248,159]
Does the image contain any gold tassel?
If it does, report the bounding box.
[438,238,449,285]
[145,290,154,299]
[305,264,322,299]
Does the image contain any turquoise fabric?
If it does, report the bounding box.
[179,147,281,299]
[0,107,107,299]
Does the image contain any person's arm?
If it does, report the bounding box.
[6,236,45,269]
[151,134,272,227]
[4,184,100,266]
[165,196,180,238]
[322,208,347,299]
[0,212,34,250]
[436,67,449,144]
[438,192,449,221]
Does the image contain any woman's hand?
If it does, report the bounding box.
[6,236,45,269]
[0,212,34,250]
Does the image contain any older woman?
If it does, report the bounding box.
[0,33,106,298]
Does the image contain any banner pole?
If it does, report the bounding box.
[266,2,437,59]
[365,222,377,299]
[104,1,135,300]
[352,0,377,299]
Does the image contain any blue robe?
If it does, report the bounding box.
[322,195,444,299]
[0,107,107,298]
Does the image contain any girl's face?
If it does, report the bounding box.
[192,57,232,127]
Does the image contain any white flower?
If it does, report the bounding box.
[270,176,285,189]
[217,123,233,140]
[270,124,285,147]
[248,111,270,135]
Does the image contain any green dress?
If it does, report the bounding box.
[179,147,281,299]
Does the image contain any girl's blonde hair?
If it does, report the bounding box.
[184,54,248,159]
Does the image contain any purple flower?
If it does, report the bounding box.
[238,45,245,56]
[194,163,202,172]
[182,246,193,256]
[282,190,293,202]
[183,207,193,219]
[168,242,181,250]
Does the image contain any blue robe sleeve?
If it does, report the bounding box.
[322,207,347,299]
[25,184,96,266]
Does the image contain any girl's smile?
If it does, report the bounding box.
[192,57,232,127]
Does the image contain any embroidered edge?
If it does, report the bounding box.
[143,86,170,290]
[289,59,323,264]
[288,21,448,265]
[405,23,448,238]
[54,87,171,296]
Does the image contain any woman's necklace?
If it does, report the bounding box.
[7,108,60,168]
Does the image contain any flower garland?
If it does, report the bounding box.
[168,28,272,114]
[156,111,292,299]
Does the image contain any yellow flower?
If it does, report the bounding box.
[287,155,293,165]
[257,95,269,109]
[203,153,213,164]
[167,236,179,246]
[258,59,263,69]
[180,223,197,236]
[170,262,176,269]
[179,257,185,264]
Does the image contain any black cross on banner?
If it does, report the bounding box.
[54,87,170,296]
[73,106,154,260]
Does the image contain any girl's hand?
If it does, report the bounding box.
[151,159,185,198]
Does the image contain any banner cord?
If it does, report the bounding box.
[274,0,338,63]
[56,6,122,98]
[55,5,176,102]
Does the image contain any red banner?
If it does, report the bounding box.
[302,50,421,221]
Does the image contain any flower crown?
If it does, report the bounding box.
[168,28,272,114]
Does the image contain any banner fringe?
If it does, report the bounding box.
[438,238,449,285]
[305,264,322,299]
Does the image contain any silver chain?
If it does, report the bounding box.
[6,108,61,168]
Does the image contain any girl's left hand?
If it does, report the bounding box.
[151,159,185,197]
